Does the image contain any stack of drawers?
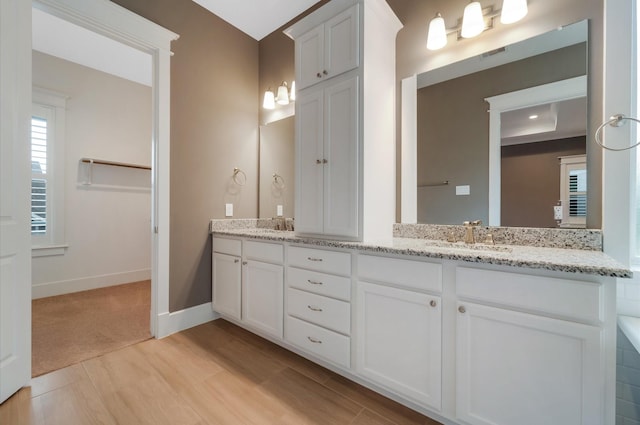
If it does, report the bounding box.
[285,245,352,368]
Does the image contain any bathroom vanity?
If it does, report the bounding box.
[211,220,629,425]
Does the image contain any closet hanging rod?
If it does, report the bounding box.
[418,180,449,188]
[80,158,151,170]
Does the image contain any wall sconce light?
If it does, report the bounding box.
[426,0,528,51]
[276,81,290,105]
[263,88,275,110]
[263,81,296,109]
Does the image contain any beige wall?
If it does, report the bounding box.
[501,137,586,228]
[417,43,586,225]
[112,0,259,312]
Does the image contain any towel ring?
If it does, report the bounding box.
[232,167,246,186]
[272,173,285,188]
[594,114,640,151]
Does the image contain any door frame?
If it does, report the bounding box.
[32,0,178,338]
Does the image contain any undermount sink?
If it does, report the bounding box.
[419,239,513,253]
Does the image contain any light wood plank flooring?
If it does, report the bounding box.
[0,319,443,425]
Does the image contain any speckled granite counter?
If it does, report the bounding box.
[210,222,631,278]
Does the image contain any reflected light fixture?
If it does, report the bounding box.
[263,88,275,110]
[501,0,528,24]
[461,2,485,38]
[276,81,290,105]
[427,13,447,50]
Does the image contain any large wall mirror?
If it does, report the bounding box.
[409,20,589,228]
[259,116,295,219]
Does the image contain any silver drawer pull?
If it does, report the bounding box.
[307,279,323,285]
[307,336,322,344]
[307,257,323,262]
[307,305,323,312]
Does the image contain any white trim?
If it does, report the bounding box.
[31,244,68,257]
[156,303,220,338]
[485,76,587,226]
[32,268,151,299]
[33,0,179,338]
[400,75,417,223]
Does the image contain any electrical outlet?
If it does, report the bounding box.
[225,203,233,217]
[456,185,470,196]
[553,205,563,220]
[276,205,283,217]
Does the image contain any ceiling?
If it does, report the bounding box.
[192,0,322,40]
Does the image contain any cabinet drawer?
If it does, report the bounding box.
[212,237,241,256]
[285,316,350,368]
[456,267,603,323]
[288,246,351,276]
[358,255,442,293]
[244,240,283,264]
[287,266,351,301]
[287,288,350,335]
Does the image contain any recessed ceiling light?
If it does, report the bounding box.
[529,114,539,120]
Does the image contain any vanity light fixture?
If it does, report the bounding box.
[427,13,447,50]
[426,0,528,51]
[461,2,485,38]
[263,88,275,110]
[276,81,290,105]
[263,81,296,109]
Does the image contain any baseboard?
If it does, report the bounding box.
[32,269,151,299]
[156,302,220,338]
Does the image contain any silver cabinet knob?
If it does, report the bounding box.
[317,72,322,78]
[323,70,328,75]
[458,306,466,314]
[242,261,247,265]
[316,159,322,164]
[430,300,437,308]
[322,159,328,164]
[234,259,240,263]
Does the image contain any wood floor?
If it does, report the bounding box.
[1,319,443,425]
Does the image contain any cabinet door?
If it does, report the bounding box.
[296,25,324,90]
[242,260,284,339]
[324,75,359,237]
[356,281,442,410]
[324,5,359,80]
[212,252,241,320]
[456,302,603,425]
[295,88,325,234]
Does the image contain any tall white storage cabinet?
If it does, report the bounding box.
[285,0,402,243]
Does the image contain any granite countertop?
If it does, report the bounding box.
[210,227,632,278]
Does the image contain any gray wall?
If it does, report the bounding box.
[416,44,586,226]
[112,0,259,312]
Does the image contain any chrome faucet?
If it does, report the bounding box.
[463,220,482,244]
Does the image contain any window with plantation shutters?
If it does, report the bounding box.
[559,155,587,228]
[31,116,48,235]
[31,87,67,256]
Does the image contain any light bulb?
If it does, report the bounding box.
[263,89,275,109]
[461,2,485,39]
[500,0,527,24]
[276,82,289,105]
[427,13,447,50]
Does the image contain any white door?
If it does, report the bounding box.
[323,75,359,238]
[212,252,241,320]
[456,302,602,425]
[296,25,324,90]
[242,260,283,338]
[324,5,359,79]
[356,281,442,410]
[0,0,32,404]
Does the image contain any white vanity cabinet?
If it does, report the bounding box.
[286,0,401,242]
[285,245,352,368]
[295,4,359,90]
[212,238,242,320]
[212,237,284,339]
[455,267,606,425]
[242,241,284,339]
[356,254,443,411]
